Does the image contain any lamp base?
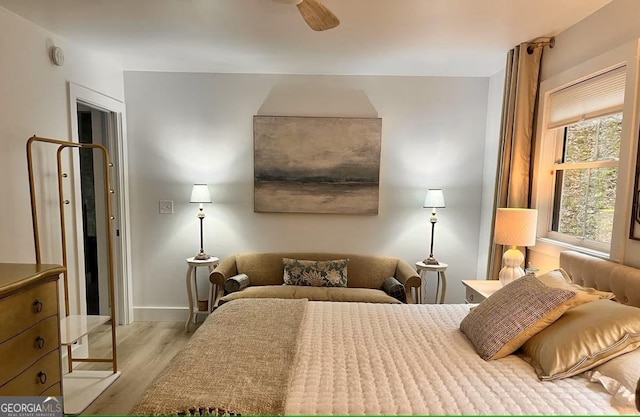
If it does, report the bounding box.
[499,266,526,286]
[194,251,210,260]
[423,256,439,265]
[498,247,525,286]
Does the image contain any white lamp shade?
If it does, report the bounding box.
[494,208,538,247]
[190,184,211,203]
[423,189,445,208]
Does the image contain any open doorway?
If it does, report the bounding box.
[68,82,132,326]
[77,104,111,315]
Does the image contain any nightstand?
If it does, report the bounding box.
[185,256,219,331]
[415,261,447,304]
[461,279,501,303]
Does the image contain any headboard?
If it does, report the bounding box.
[559,251,640,308]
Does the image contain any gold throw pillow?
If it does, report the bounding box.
[536,268,615,300]
[521,299,640,380]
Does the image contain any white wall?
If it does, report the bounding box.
[530,0,640,271]
[540,0,640,81]
[0,6,124,317]
[0,6,124,262]
[124,72,489,318]
[476,69,505,278]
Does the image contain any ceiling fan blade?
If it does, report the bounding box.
[296,0,340,31]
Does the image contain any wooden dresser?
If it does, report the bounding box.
[0,263,65,396]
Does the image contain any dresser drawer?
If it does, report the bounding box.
[0,315,60,385]
[41,382,61,396]
[0,349,61,396]
[0,280,58,342]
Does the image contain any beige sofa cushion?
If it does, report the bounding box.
[234,253,399,289]
[210,252,421,304]
[218,285,401,305]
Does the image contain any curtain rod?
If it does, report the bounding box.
[526,37,555,54]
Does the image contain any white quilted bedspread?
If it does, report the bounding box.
[285,302,630,415]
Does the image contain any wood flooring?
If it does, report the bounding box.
[73,321,193,415]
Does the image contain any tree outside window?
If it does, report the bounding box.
[551,113,621,244]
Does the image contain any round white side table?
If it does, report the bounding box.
[185,256,219,331]
[415,261,448,304]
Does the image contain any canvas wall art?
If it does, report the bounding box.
[254,116,382,214]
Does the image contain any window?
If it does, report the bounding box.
[551,114,621,245]
[541,65,626,252]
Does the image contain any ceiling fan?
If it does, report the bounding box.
[277,0,340,31]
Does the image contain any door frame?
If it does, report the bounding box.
[68,82,133,325]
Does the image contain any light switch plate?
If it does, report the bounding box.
[159,200,173,214]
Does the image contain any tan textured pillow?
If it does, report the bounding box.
[459,275,598,361]
[537,268,615,300]
[521,299,640,380]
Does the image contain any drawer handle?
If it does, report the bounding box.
[33,300,43,313]
[37,371,47,385]
[469,293,474,302]
[35,336,45,349]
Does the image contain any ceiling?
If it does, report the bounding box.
[0,0,613,77]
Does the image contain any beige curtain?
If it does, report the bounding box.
[487,40,547,280]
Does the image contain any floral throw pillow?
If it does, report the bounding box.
[283,258,348,287]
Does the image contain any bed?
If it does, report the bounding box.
[132,251,640,415]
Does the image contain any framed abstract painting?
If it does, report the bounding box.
[253,115,382,214]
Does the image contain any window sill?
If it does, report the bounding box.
[533,237,610,261]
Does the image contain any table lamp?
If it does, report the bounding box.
[423,189,446,265]
[494,208,538,286]
[190,184,212,260]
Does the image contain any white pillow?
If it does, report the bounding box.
[585,348,640,407]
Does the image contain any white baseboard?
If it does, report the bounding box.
[133,306,190,321]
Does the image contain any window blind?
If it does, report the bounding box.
[547,65,626,129]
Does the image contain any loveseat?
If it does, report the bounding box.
[209,252,421,306]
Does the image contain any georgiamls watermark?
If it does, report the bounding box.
[0,396,62,417]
